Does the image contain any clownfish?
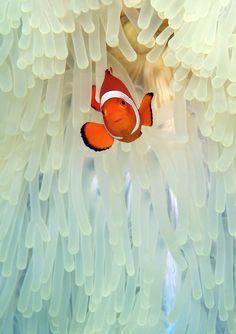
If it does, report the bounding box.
[80,68,154,151]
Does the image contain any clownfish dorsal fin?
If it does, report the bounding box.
[138,93,154,127]
[91,85,100,111]
[105,67,113,75]
[81,122,114,151]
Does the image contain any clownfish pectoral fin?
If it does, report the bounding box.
[81,122,114,151]
[139,93,154,127]
[91,85,100,111]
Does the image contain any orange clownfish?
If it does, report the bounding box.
[81,68,154,151]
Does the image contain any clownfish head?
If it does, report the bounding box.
[101,97,138,138]
[100,89,141,140]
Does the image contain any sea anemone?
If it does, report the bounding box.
[1,0,236,333]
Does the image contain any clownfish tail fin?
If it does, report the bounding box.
[91,85,100,111]
[139,92,154,127]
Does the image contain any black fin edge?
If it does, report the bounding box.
[80,123,110,152]
[146,92,154,126]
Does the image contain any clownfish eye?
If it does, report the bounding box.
[121,100,126,106]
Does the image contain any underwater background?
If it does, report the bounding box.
[1,0,236,333]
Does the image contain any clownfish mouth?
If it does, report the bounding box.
[114,118,123,123]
